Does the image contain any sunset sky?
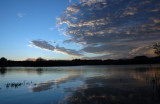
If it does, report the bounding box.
[0,0,160,60]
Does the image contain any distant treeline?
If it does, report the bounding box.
[0,56,160,67]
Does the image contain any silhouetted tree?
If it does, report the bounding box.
[153,43,160,56]
[0,57,7,62]
[134,56,149,60]
[36,57,45,61]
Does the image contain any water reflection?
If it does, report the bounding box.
[0,67,47,76]
[0,67,7,75]
[65,66,160,104]
[0,65,160,104]
[150,72,160,98]
[31,74,80,92]
[36,68,43,75]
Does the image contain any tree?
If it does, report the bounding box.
[36,57,45,61]
[134,56,149,60]
[0,57,7,62]
[153,43,160,56]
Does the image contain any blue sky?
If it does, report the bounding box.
[0,0,73,60]
[0,0,160,60]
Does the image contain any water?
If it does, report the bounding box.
[0,65,160,104]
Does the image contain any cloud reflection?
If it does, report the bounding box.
[66,66,160,104]
[31,74,80,92]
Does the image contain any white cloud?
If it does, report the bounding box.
[17,13,26,18]
[48,27,55,31]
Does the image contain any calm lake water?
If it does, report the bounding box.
[0,65,160,104]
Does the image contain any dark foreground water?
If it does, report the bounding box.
[0,65,160,104]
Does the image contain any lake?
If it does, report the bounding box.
[0,65,160,104]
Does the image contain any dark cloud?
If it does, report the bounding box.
[30,40,55,51]
[30,40,83,57]
[57,0,160,59]
[82,44,133,54]
[56,45,83,56]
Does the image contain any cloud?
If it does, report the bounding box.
[17,13,26,18]
[48,27,55,31]
[55,45,83,56]
[57,0,160,59]
[29,40,83,57]
[129,46,155,57]
[69,0,71,3]
[30,40,55,51]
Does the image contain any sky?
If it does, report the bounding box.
[0,0,160,60]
